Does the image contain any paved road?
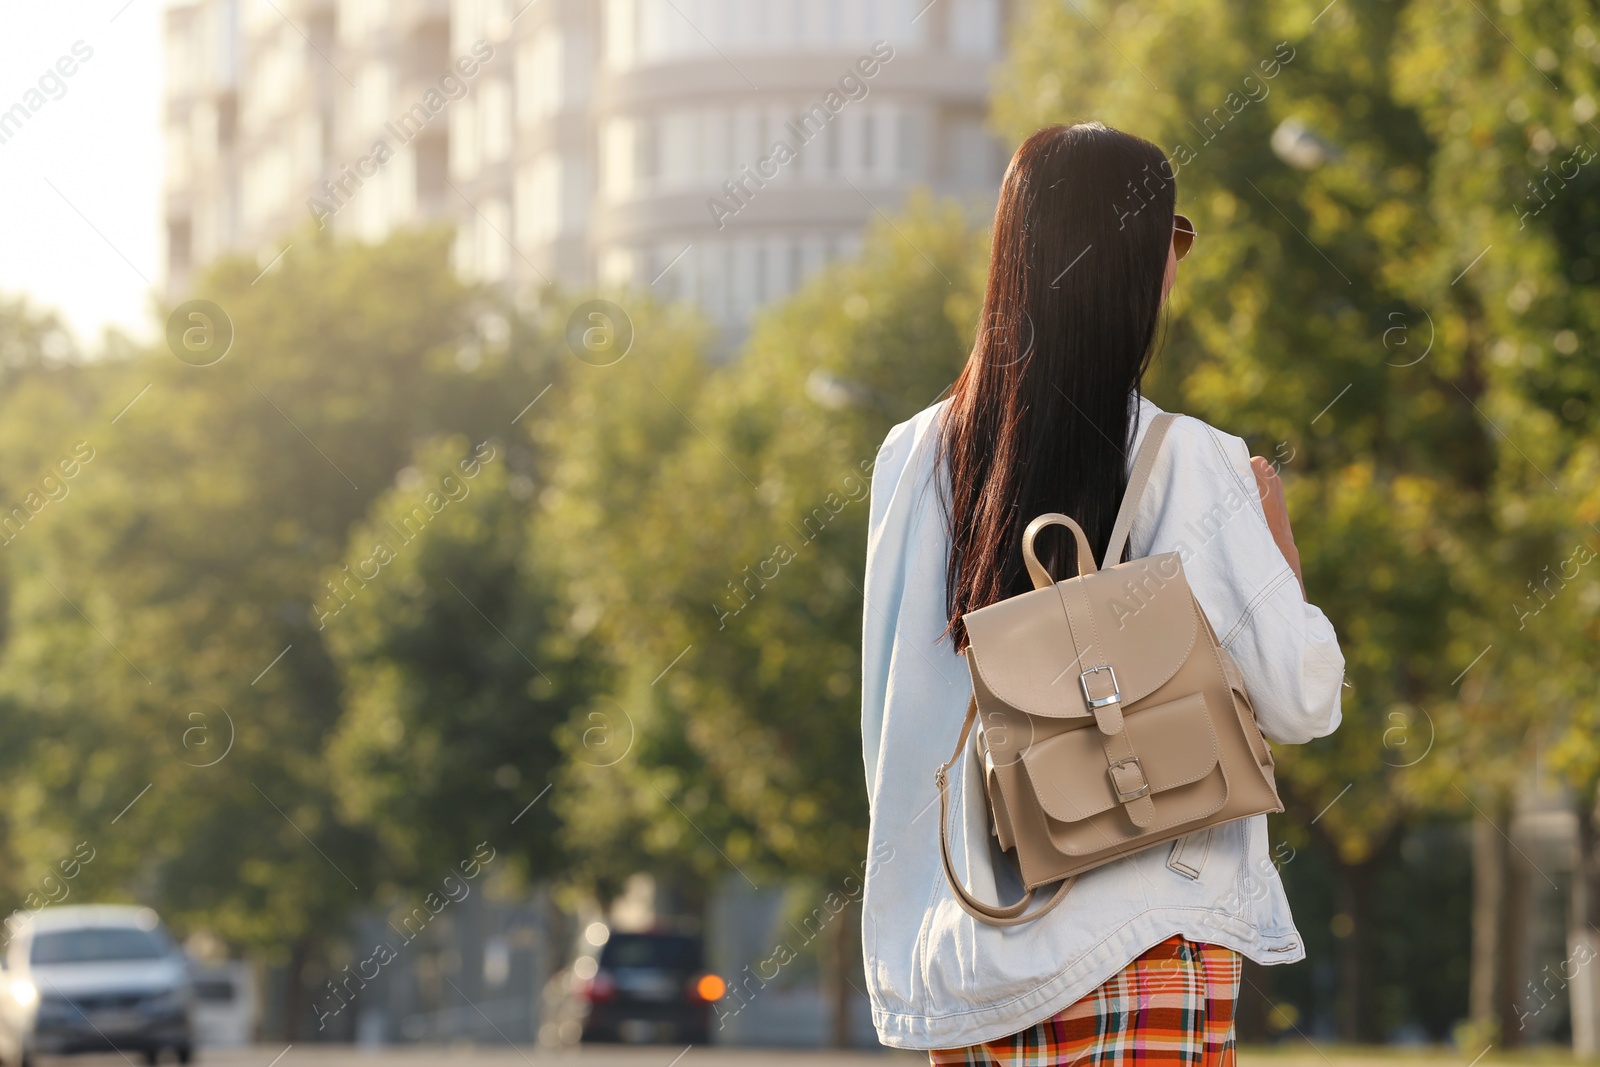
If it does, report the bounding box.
[35,1046,925,1067]
[26,1046,1572,1067]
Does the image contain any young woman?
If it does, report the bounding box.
[859,123,1344,1063]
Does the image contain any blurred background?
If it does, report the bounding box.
[0,0,1596,1060]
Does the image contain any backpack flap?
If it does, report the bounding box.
[963,550,1199,719]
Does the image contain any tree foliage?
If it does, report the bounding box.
[539,200,985,890]
[0,231,528,994]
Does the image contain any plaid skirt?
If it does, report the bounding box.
[928,936,1241,1067]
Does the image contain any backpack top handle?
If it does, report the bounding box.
[1021,513,1097,588]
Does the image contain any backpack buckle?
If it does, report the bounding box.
[1078,665,1121,710]
[1107,755,1151,802]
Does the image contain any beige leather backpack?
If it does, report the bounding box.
[937,413,1284,926]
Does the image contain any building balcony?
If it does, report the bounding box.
[593,49,994,113]
[589,179,912,246]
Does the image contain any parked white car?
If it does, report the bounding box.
[0,905,196,1065]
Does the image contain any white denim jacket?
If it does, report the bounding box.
[859,395,1345,1050]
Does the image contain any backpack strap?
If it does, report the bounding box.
[1101,412,1178,570]
[935,696,1076,926]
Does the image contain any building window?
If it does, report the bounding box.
[950,0,1000,56]
[241,142,293,233]
[897,108,927,177]
[600,117,637,196]
[339,0,390,42]
[353,150,394,243]
[191,101,219,170]
[697,242,726,323]
[298,113,323,184]
[166,125,191,189]
[636,0,672,63]
[481,77,512,163]
[730,239,760,321]
[658,109,698,188]
[564,158,591,231]
[391,141,418,222]
[453,225,476,281]
[703,106,730,179]
[648,241,685,301]
[478,197,511,280]
[762,237,791,304]
[454,0,512,52]
[355,61,391,140]
[167,218,193,280]
[451,95,478,178]
[603,0,929,59]
[603,0,638,68]
[949,116,998,189]
[877,103,903,181]
[518,29,563,122]
[416,134,448,209]
[516,153,561,244]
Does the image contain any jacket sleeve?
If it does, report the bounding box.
[860,412,929,801]
[1136,416,1345,746]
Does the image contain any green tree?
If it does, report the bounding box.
[323,428,605,887]
[0,229,513,1035]
[0,294,94,920]
[1393,0,1600,1042]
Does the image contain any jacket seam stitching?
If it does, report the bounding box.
[1219,567,1295,649]
[1201,419,1271,535]
[1188,417,1297,647]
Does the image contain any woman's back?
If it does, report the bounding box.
[860,395,1343,1050]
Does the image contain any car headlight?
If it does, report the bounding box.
[10,979,36,1007]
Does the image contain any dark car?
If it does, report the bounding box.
[577,931,724,1044]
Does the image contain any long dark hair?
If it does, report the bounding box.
[940,122,1175,650]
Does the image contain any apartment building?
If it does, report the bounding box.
[163,0,1010,339]
[161,0,239,298]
